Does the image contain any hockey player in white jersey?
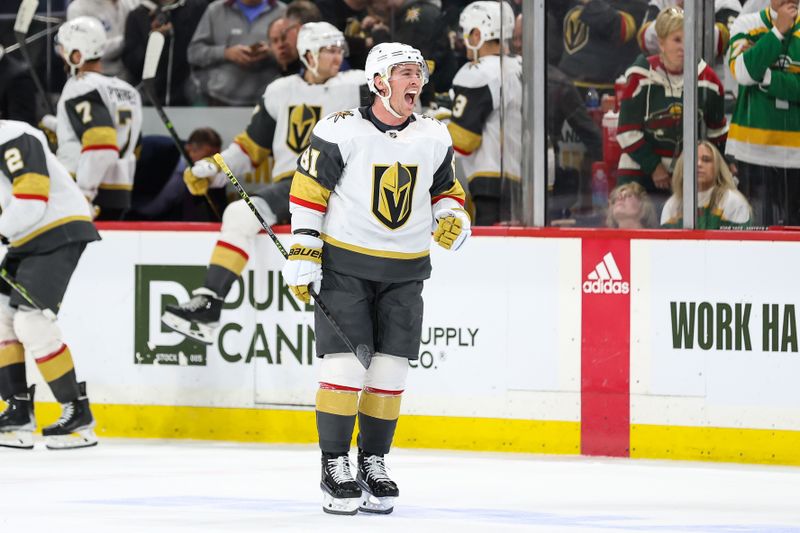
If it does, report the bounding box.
[448,1,522,226]
[0,120,100,450]
[54,16,142,220]
[161,22,367,344]
[282,42,470,515]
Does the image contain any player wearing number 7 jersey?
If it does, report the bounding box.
[54,16,143,220]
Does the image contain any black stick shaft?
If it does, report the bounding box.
[0,267,55,320]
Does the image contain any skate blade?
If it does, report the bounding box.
[321,484,360,515]
[358,492,395,514]
[161,312,216,345]
[45,428,98,450]
[0,430,34,450]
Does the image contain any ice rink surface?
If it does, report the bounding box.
[2,439,800,533]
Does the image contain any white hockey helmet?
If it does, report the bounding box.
[56,16,107,73]
[460,1,515,53]
[297,22,349,78]
[365,42,429,95]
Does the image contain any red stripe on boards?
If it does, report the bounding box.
[580,239,630,457]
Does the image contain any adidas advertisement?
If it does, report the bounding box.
[582,252,630,295]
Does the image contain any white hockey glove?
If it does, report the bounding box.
[281,234,323,304]
[433,207,471,251]
[183,157,219,196]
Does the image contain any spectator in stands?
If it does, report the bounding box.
[123,0,208,106]
[726,0,800,226]
[616,6,727,211]
[558,0,647,96]
[187,0,287,106]
[534,11,603,216]
[67,0,140,80]
[661,140,751,228]
[313,0,369,68]
[130,128,227,221]
[606,182,658,228]
[268,2,321,75]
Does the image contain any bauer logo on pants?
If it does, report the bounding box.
[134,265,208,366]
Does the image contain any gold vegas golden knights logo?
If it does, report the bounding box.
[372,162,418,230]
[563,7,589,55]
[287,104,322,154]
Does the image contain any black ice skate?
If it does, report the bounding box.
[0,385,36,449]
[42,382,97,450]
[357,450,399,514]
[160,288,222,344]
[320,452,362,515]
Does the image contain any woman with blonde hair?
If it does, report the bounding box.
[661,140,751,229]
[616,6,727,209]
[606,182,659,229]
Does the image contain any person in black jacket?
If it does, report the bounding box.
[123,0,209,105]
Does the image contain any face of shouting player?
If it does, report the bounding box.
[375,62,423,119]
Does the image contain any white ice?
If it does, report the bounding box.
[2,439,800,533]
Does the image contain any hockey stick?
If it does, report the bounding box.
[14,0,56,116]
[140,32,222,221]
[0,268,56,320]
[212,153,374,370]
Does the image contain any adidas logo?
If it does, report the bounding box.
[583,252,630,295]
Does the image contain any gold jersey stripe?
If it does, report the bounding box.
[36,345,75,382]
[619,11,637,43]
[316,388,358,416]
[0,341,24,368]
[359,391,402,421]
[322,234,430,260]
[447,122,482,154]
[12,172,50,199]
[210,242,249,275]
[10,216,93,247]
[81,126,118,149]
[234,132,271,167]
[291,172,331,207]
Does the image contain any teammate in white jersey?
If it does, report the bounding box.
[54,16,143,220]
[448,1,522,226]
[0,120,100,450]
[282,42,470,515]
[161,22,367,344]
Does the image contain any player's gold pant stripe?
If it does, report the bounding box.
[36,345,75,382]
[0,341,24,368]
[81,126,118,149]
[210,242,249,275]
[10,216,93,247]
[447,122,482,155]
[290,172,331,207]
[358,391,402,421]
[234,132,271,167]
[322,234,430,260]
[316,388,358,416]
[12,172,50,199]
[98,182,134,191]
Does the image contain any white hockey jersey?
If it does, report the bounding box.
[56,71,142,209]
[289,107,466,282]
[208,70,366,192]
[0,120,99,254]
[447,55,523,193]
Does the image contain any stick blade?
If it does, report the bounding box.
[14,0,38,36]
[142,31,165,81]
[355,344,373,369]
